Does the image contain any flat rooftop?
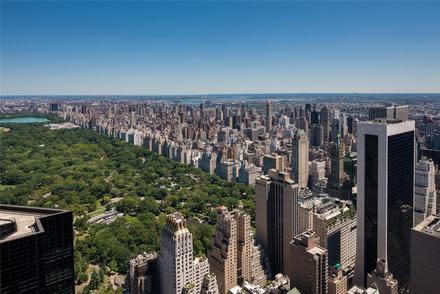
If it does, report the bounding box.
[0,209,48,240]
[0,205,68,242]
[413,215,440,238]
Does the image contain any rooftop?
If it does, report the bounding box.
[413,215,440,238]
[0,204,67,241]
[308,246,326,255]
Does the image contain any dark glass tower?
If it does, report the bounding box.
[0,205,74,294]
[387,131,414,290]
[355,120,415,292]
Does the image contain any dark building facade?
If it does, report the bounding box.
[386,131,414,290]
[355,120,415,292]
[0,205,74,294]
[255,170,299,277]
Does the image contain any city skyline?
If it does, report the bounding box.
[1,98,439,293]
[1,1,440,293]
[2,1,440,95]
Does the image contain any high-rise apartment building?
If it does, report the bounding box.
[49,102,60,112]
[414,157,437,225]
[158,212,209,294]
[310,160,326,188]
[208,206,237,294]
[0,205,74,294]
[312,199,357,271]
[366,259,398,294]
[327,135,351,200]
[311,124,325,146]
[255,169,299,276]
[331,116,341,142]
[236,211,252,282]
[291,129,309,188]
[288,230,328,294]
[208,206,253,294]
[266,100,272,131]
[355,120,415,291]
[320,106,330,143]
[410,215,440,294]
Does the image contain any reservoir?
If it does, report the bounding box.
[0,117,49,124]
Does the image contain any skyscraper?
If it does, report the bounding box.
[414,157,437,225]
[236,210,252,282]
[331,116,340,142]
[265,100,272,131]
[311,124,325,146]
[207,206,252,294]
[158,212,209,294]
[255,169,299,276]
[320,106,330,143]
[288,230,328,294]
[291,129,309,188]
[0,204,74,294]
[327,134,351,200]
[355,120,415,291]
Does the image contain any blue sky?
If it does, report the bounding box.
[1,1,440,95]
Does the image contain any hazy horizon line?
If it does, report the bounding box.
[1,92,440,97]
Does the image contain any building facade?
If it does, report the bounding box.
[313,200,357,271]
[291,129,309,188]
[414,157,437,225]
[0,205,74,294]
[410,215,440,294]
[207,206,237,294]
[255,170,299,276]
[328,265,348,294]
[355,120,415,291]
[158,212,209,294]
[288,230,328,294]
[327,135,351,200]
[128,252,158,294]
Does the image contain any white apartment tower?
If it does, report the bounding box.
[414,157,437,226]
[159,212,209,294]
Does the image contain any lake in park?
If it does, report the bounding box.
[0,117,49,124]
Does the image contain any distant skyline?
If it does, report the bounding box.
[1,1,440,95]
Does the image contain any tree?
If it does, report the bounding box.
[89,270,100,289]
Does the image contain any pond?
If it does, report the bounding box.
[0,117,49,124]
